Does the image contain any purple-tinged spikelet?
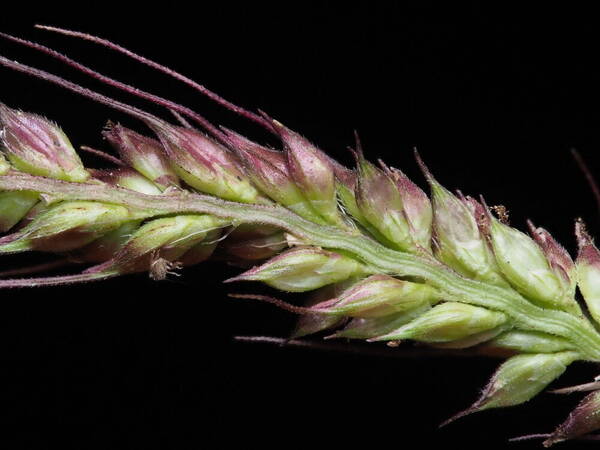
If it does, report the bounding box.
[149,123,263,203]
[103,123,179,190]
[0,103,88,182]
[575,220,600,323]
[544,390,600,446]
[271,119,344,226]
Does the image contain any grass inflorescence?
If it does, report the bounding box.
[0,26,600,446]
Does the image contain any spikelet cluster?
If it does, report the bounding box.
[1,26,600,446]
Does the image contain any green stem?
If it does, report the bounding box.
[2,172,600,360]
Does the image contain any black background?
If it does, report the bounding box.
[1,3,600,449]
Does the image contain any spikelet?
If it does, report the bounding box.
[2,27,600,446]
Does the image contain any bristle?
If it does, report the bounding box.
[79,146,125,166]
[0,54,160,125]
[34,24,275,132]
[571,148,600,217]
[0,32,227,141]
[0,270,117,288]
[169,109,194,129]
[227,293,312,315]
[0,259,73,278]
